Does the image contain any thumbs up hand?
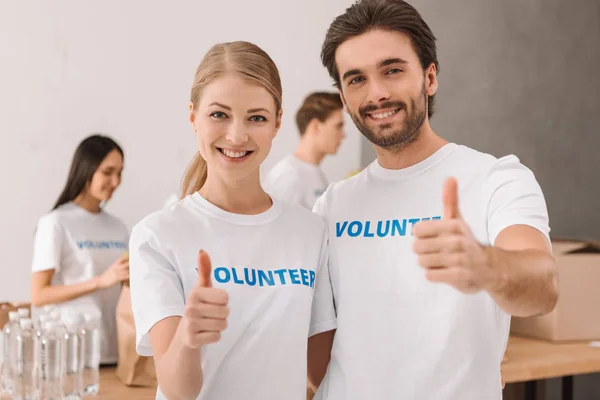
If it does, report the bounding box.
[181,250,229,349]
[413,178,493,294]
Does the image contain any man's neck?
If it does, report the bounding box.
[374,123,448,170]
[295,139,325,166]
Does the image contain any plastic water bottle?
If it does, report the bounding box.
[42,305,57,315]
[37,321,64,400]
[49,310,61,324]
[17,308,30,320]
[13,318,38,400]
[62,313,84,400]
[0,322,2,387]
[1,311,20,395]
[35,315,50,337]
[35,308,53,330]
[0,312,3,387]
[82,313,100,396]
[0,328,2,392]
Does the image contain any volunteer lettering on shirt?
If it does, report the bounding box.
[335,216,441,238]
[195,266,317,288]
[129,193,330,400]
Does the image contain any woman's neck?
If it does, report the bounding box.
[73,193,102,213]
[199,173,272,215]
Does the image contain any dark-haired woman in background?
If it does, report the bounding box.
[30,134,129,364]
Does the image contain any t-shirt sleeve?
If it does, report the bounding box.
[485,155,551,246]
[129,224,185,356]
[31,215,63,273]
[309,188,337,336]
[311,184,330,218]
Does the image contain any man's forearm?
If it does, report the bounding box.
[485,247,558,317]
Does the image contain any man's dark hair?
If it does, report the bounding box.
[321,0,439,117]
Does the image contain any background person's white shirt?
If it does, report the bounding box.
[311,143,550,400]
[264,155,329,209]
[31,202,129,364]
[129,193,329,400]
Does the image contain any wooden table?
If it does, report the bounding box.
[0,368,157,400]
[502,335,600,400]
[12,336,594,400]
[96,367,156,399]
[93,336,600,400]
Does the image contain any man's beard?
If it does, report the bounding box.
[349,82,427,151]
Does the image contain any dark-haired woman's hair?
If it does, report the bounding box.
[53,134,123,210]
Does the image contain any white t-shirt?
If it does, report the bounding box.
[162,193,179,209]
[129,193,329,400]
[311,143,550,400]
[264,155,329,209]
[31,202,129,364]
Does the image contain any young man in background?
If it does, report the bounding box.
[264,92,345,209]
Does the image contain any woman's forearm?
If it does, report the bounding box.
[155,320,204,400]
[31,277,100,307]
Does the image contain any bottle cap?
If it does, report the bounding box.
[19,318,33,330]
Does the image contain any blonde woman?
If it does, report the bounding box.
[129,42,333,400]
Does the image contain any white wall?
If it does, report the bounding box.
[0,0,360,302]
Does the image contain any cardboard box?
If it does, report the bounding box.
[510,240,600,341]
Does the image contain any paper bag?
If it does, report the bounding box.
[115,284,157,387]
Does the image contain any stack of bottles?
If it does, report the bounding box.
[0,305,101,400]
